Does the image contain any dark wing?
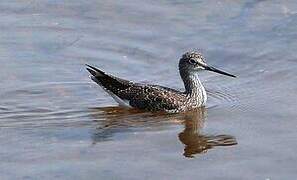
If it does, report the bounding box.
[128,85,186,112]
[86,64,185,111]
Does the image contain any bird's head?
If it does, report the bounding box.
[179,51,236,78]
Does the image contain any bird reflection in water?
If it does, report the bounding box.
[89,107,237,158]
[178,109,237,157]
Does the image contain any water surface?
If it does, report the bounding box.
[1,0,297,179]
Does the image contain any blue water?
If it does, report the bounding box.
[1,1,297,179]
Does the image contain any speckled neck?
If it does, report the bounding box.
[180,70,207,106]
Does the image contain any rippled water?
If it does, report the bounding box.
[1,1,297,179]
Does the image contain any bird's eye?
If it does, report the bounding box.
[189,59,196,64]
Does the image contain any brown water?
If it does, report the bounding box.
[1,0,297,179]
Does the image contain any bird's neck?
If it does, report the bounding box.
[181,71,207,106]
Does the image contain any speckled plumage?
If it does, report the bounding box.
[86,51,235,113]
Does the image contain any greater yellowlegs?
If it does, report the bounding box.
[86,51,236,113]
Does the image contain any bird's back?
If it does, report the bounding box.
[86,64,187,112]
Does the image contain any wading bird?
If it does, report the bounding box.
[86,51,236,113]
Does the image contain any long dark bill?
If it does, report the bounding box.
[204,65,236,78]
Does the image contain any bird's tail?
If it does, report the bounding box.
[86,64,105,77]
[85,64,133,93]
[85,64,134,107]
